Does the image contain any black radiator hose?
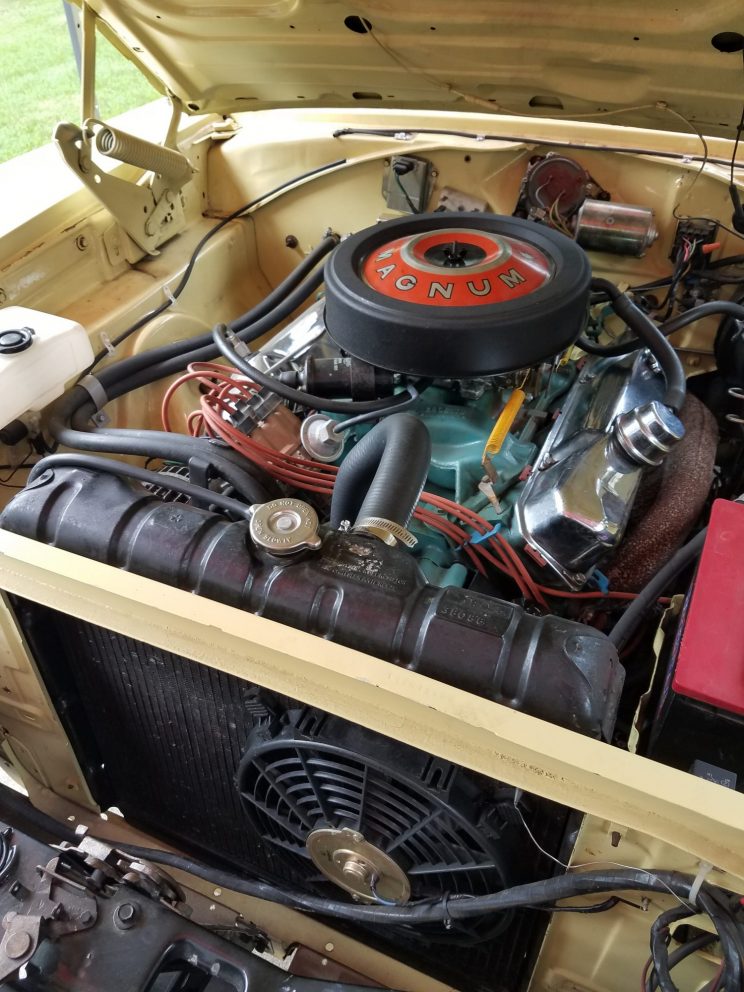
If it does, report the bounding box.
[578,278,687,413]
[330,414,431,529]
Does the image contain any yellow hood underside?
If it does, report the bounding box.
[81,0,743,138]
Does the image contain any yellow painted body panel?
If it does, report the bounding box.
[0,103,741,989]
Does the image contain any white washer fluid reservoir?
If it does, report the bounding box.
[0,307,93,429]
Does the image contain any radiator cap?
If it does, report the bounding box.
[248,498,322,555]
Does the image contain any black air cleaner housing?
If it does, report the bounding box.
[324,212,592,377]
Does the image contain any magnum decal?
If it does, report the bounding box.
[362,228,551,307]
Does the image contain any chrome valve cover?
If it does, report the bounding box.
[515,351,682,589]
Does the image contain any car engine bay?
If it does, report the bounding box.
[1,108,744,991]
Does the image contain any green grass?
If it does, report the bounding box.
[0,0,159,163]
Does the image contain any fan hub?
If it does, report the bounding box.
[339,854,373,885]
[307,827,411,905]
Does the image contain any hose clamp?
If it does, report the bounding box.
[78,374,108,412]
[353,517,417,548]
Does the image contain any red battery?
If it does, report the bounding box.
[673,498,744,715]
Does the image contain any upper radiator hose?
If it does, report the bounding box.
[330,413,431,532]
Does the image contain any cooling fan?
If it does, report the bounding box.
[237,708,528,941]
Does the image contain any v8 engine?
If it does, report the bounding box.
[0,187,736,992]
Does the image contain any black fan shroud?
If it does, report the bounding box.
[237,709,526,942]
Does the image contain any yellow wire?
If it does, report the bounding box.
[549,197,573,236]
[483,388,526,459]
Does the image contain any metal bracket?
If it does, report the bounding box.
[382,156,433,214]
[62,831,185,907]
[53,119,190,256]
[191,116,241,145]
[0,852,97,981]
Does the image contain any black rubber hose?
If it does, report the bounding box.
[576,279,687,413]
[660,301,744,337]
[212,324,431,415]
[609,528,707,651]
[95,266,328,399]
[330,414,431,529]
[330,387,427,433]
[50,252,332,476]
[27,455,255,519]
[95,247,334,394]
[578,279,686,412]
[708,254,744,269]
[49,388,272,505]
[0,786,78,845]
[580,301,744,359]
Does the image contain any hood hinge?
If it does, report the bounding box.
[53,114,194,256]
[55,2,193,256]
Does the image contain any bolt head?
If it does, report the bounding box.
[341,857,371,884]
[5,930,32,960]
[113,902,137,928]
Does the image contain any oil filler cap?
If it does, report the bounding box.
[0,327,34,355]
[248,498,322,556]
